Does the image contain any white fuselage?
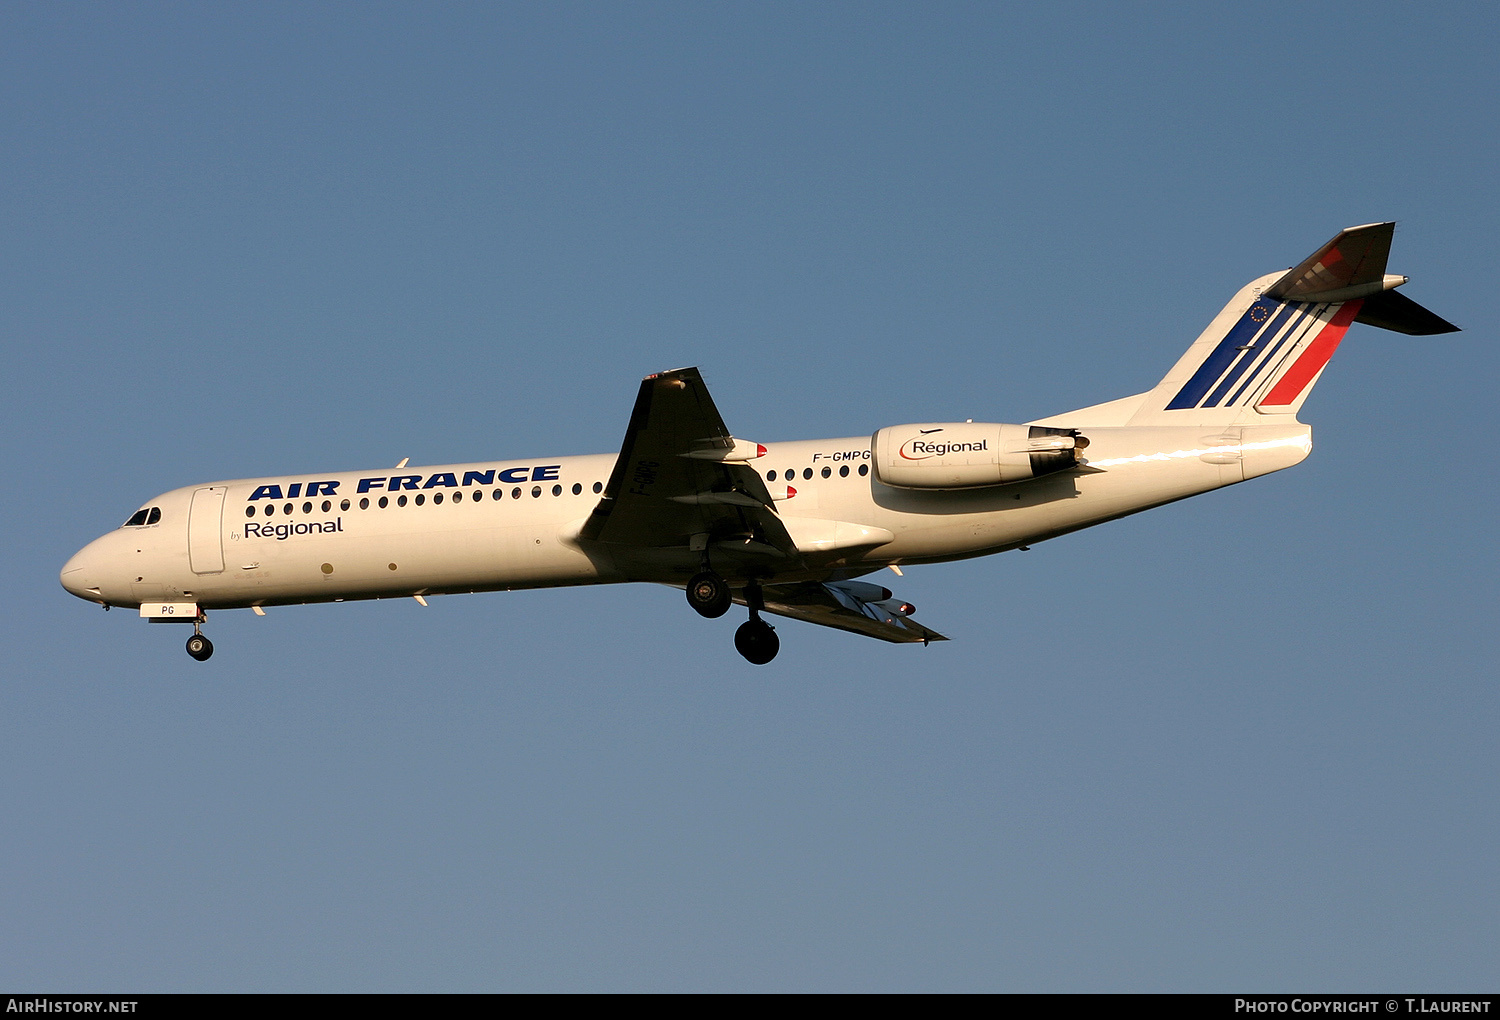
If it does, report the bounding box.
[60,423,1312,612]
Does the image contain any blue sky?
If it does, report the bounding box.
[3,2,1496,991]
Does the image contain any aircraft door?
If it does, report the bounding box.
[188,486,227,574]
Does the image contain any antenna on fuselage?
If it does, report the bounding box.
[395,457,409,468]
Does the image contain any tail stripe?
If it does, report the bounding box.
[1223,303,1322,406]
[1203,302,1306,407]
[1165,297,1281,410]
[1258,300,1364,407]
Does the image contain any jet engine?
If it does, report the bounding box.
[870,423,1088,490]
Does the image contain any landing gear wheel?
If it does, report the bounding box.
[734,619,780,665]
[186,634,214,661]
[686,571,732,619]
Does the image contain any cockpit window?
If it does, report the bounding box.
[123,507,162,527]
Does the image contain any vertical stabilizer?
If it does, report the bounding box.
[1126,223,1456,426]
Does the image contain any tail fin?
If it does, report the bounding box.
[1128,223,1458,426]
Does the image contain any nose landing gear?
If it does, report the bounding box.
[185,618,213,661]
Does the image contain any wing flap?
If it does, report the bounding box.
[746,581,949,645]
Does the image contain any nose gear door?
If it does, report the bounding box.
[188,486,227,574]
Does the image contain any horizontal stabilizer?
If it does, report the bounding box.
[1266,222,1393,301]
[1354,288,1460,335]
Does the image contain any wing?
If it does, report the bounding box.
[582,369,943,644]
[744,580,949,645]
[580,367,799,564]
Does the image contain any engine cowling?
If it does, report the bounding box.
[870,423,1087,490]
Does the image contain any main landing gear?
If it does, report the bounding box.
[185,618,213,661]
[734,617,779,665]
[687,570,779,664]
[686,570,732,619]
[734,580,779,665]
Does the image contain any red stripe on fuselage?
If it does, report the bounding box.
[1258,299,1364,407]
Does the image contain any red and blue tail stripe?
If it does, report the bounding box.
[1203,301,1303,407]
[1259,300,1362,407]
[1166,297,1363,412]
[1222,307,1308,407]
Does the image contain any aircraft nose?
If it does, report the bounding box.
[60,540,106,603]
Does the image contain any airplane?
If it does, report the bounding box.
[60,223,1458,665]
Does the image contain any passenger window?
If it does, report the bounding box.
[244,506,255,519]
[512,487,522,499]
[803,468,813,480]
[397,495,408,507]
[360,498,370,510]
[839,465,849,477]
[415,494,425,506]
[451,491,462,503]
[593,481,603,494]
[379,496,389,508]
[283,503,293,515]
[552,484,562,496]
[767,470,777,481]
[858,464,869,476]
[264,504,275,516]
[531,486,542,498]
[572,483,582,495]
[341,499,350,511]
[302,501,312,514]
[433,493,443,505]
[321,500,331,512]
[493,489,503,501]
[821,466,831,478]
